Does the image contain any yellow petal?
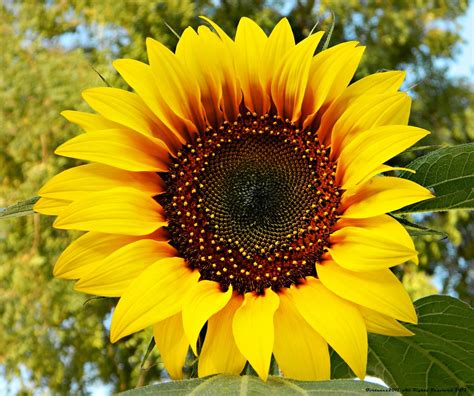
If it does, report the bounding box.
[82,87,159,137]
[53,187,166,235]
[55,129,171,172]
[199,16,234,49]
[334,214,418,265]
[336,125,430,189]
[346,70,406,95]
[153,313,189,380]
[201,25,242,121]
[288,277,367,379]
[34,196,70,216]
[198,295,246,377]
[359,306,414,337]
[112,59,192,149]
[176,27,226,128]
[318,45,365,104]
[261,18,295,94]
[341,176,434,218]
[38,163,164,201]
[75,239,177,297]
[357,164,415,185]
[329,215,418,271]
[318,70,406,144]
[302,43,365,129]
[110,258,199,342]
[53,232,145,279]
[317,261,417,323]
[374,94,411,126]
[146,37,206,131]
[234,17,270,115]
[271,31,324,123]
[330,93,411,158]
[273,291,330,380]
[196,18,242,120]
[328,238,416,272]
[61,110,122,132]
[182,280,233,355]
[232,288,279,381]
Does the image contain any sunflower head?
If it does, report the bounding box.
[36,17,433,382]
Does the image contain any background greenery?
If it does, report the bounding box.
[0,0,472,394]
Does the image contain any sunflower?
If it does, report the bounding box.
[35,17,433,381]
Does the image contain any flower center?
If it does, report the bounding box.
[158,113,341,294]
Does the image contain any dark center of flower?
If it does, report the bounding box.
[158,113,341,294]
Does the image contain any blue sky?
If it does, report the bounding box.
[449,2,474,81]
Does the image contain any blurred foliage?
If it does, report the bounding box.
[0,0,472,394]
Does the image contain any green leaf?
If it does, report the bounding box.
[0,196,39,219]
[332,295,474,395]
[398,143,474,213]
[119,375,399,395]
[369,296,474,395]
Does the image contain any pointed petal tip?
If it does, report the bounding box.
[239,16,254,24]
[354,366,367,381]
[110,310,128,344]
[32,198,44,211]
[53,141,69,156]
[396,299,418,324]
[73,280,86,292]
[258,370,269,382]
[60,110,74,119]
[409,310,419,325]
[109,330,119,344]
[111,59,127,72]
[52,264,66,279]
[346,345,367,380]
[52,216,63,228]
[37,181,52,197]
[145,36,159,49]
[112,58,126,66]
[198,16,215,28]
[401,327,416,337]
[80,88,95,100]
[385,69,407,83]
[389,69,407,77]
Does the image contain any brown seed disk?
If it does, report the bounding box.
[158,113,341,294]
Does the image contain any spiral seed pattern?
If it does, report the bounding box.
[158,113,341,294]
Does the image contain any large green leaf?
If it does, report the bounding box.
[332,295,474,396]
[398,143,474,213]
[120,376,399,395]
